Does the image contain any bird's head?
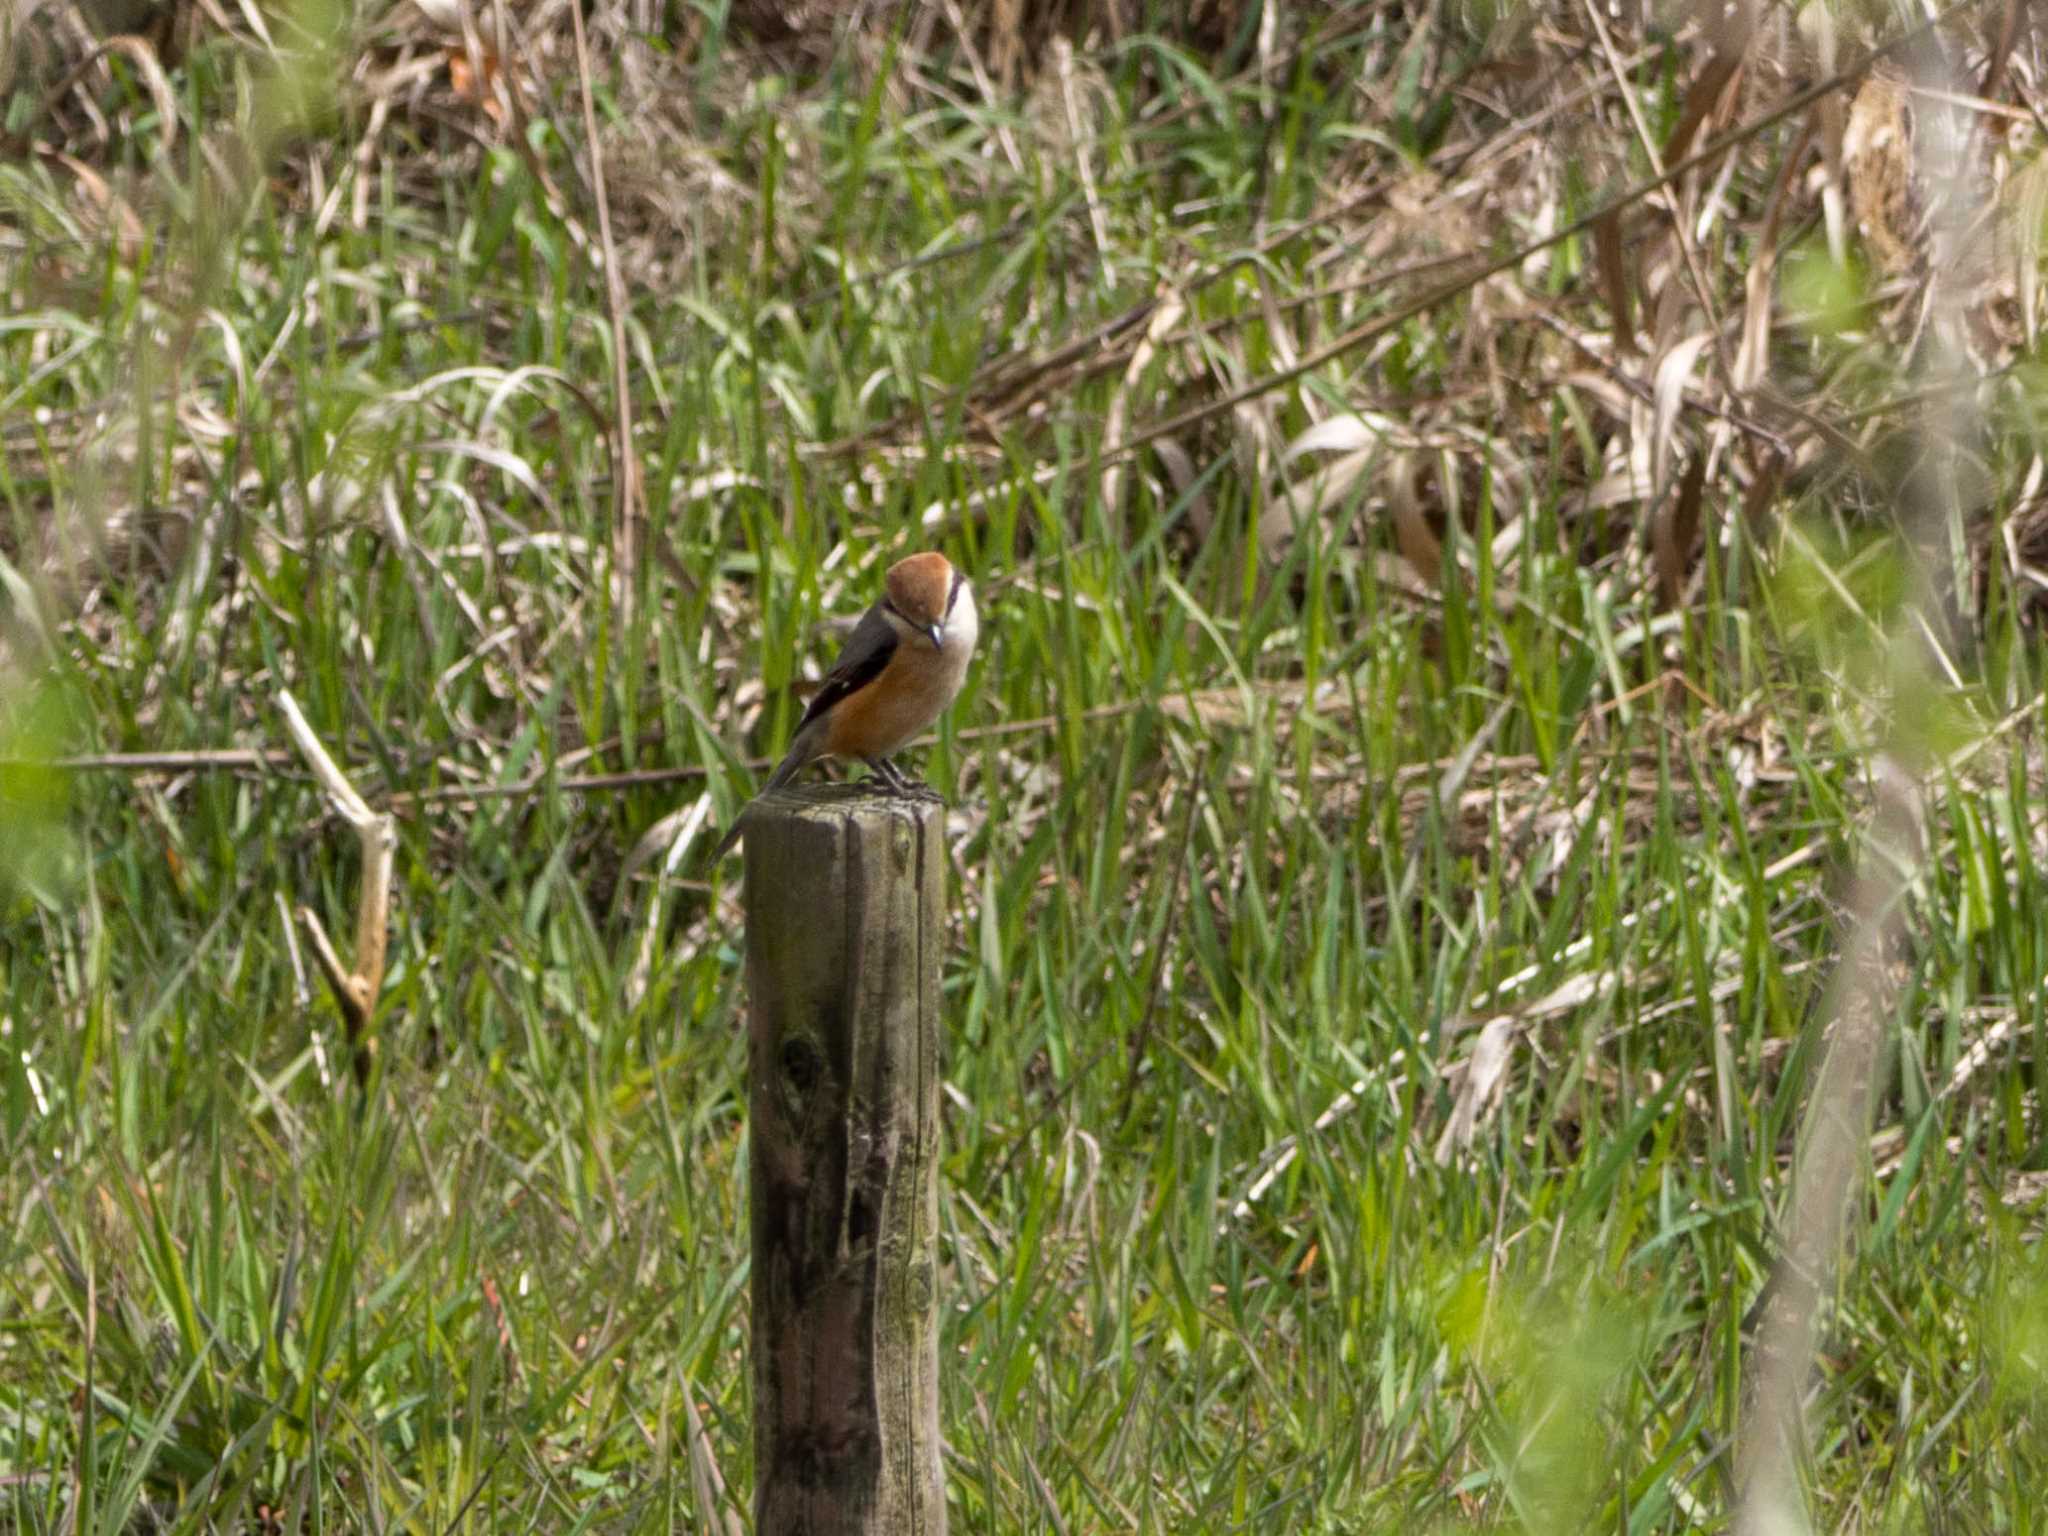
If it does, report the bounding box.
[882,552,974,651]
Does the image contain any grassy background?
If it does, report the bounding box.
[5,0,2048,1529]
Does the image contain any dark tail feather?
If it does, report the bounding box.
[704,740,815,865]
[706,813,749,866]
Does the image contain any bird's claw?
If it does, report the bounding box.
[863,757,944,803]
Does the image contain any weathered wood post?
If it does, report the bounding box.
[742,784,947,1535]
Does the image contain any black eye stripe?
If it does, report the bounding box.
[946,569,965,614]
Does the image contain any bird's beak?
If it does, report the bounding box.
[926,623,945,650]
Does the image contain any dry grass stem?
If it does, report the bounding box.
[277,687,395,1091]
[1737,39,1982,1532]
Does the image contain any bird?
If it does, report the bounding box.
[707,552,978,863]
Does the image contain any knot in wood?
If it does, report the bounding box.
[780,1035,823,1092]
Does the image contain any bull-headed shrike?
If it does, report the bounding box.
[709,552,977,862]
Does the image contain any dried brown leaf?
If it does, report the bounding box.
[1150,435,1213,545]
[1654,450,1707,611]
[1661,49,1745,172]
[1433,1015,1518,1165]
[1844,69,1919,277]
[99,34,179,155]
[35,147,145,258]
[1258,412,1397,560]
[1388,451,1442,587]
[1593,207,1635,355]
[1650,330,1713,492]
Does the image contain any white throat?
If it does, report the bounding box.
[942,581,979,656]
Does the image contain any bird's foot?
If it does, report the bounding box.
[864,757,944,802]
[864,757,913,795]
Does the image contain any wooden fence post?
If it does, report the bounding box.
[742,784,947,1535]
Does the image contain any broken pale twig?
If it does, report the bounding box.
[277,688,395,1090]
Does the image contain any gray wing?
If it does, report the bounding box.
[793,604,898,735]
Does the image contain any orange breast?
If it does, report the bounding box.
[822,644,968,758]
